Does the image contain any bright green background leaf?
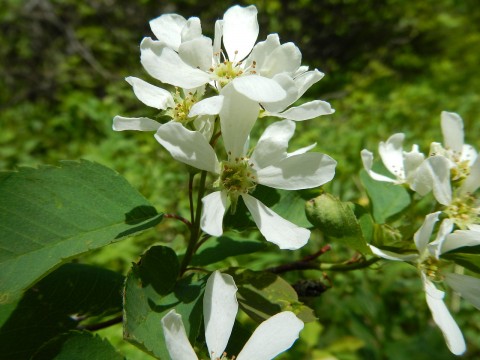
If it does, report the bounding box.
[360,169,411,224]
[0,160,163,303]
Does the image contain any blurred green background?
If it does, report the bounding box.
[1,0,479,359]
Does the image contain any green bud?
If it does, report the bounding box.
[373,224,403,247]
[305,193,360,238]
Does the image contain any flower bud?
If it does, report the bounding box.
[373,223,403,247]
[305,193,359,238]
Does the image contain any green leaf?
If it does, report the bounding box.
[270,189,312,228]
[226,268,316,323]
[0,263,124,359]
[32,331,125,360]
[0,160,163,304]
[123,246,204,359]
[442,253,480,274]
[360,169,411,224]
[191,233,267,266]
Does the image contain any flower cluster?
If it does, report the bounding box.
[114,5,336,250]
[362,111,480,228]
[162,271,304,360]
[363,111,480,355]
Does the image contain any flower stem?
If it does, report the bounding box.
[267,256,380,274]
[180,170,208,275]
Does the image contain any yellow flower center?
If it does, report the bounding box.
[215,156,257,213]
[209,52,257,88]
[444,194,479,229]
[419,256,444,282]
[165,89,198,124]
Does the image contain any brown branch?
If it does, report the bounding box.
[77,315,122,332]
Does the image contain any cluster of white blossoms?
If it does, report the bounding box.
[363,111,480,355]
[113,5,337,250]
[362,111,480,228]
[162,271,304,360]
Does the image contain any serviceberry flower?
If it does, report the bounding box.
[155,113,336,250]
[161,271,304,360]
[370,212,480,355]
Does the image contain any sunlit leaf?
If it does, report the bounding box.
[123,245,204,359]
[0,160,163,304]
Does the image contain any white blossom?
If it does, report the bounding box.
[361,133,425,185]
[161,271,304,360]
[155,97,336,249]
[369,212,480,355]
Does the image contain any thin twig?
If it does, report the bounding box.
[164,213,192,227]
[76,315,122,331]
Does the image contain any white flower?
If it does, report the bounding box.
[140,5,326,105]
[161,271,304,360]
[369,212,480,355]
[412,111,480,205]
[112,78,220,140]
[155,94,336,249]
[361,133,425,185]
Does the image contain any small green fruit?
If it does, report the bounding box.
[305,193,360,238]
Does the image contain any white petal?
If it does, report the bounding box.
[360,149,397,183]
[140,38,210,89]
[256,152,336,190]
[161,310,198,360]
[445,273,480,310]
[219,84,260,158]
[251,119,295,168]
[242,194,310,250]
[460,155,480,194]
[181,17,203,42]
[423,277,466,355]
[288,143,317,156]
[368,244,418,262]
[428,218,454,258]
[378,133,406,180]
[261,73,298,113]
[112,116,160,131]
[441,111,464,156]
[294,69,325,99]
[257,42,302,78]
[271,100,334,121]
[193,115,215,140]
[125,77,174,109]
[442,227,480,253]
[178,36,213,72]
[189,95,224,117]
[222,5,258,61]
[411,156,452,205]
[155,122,219,173]
[149,14,187,51]
[414,212,441,254]
[213,19,223,63]
[244,34,281,74]
[232,75,286,103]
[204,271,238,359]
[460,144,477,165]
[236,311,303,360]
[403,144,425,181]
[201,191,228,237]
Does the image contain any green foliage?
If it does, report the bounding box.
[1,0,480,358]
[0,263,124,359]
[0,160,163,303]
[32,331,125,360]
[123,246,204,359]
[360,170,411,224]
